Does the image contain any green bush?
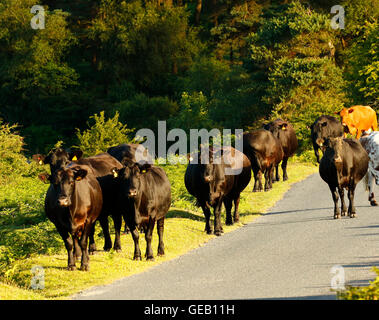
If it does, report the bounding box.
[75,111,134,156]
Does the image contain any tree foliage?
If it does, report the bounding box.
[0,0,377,154]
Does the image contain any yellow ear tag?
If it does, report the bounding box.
[113,171,118,178]
[39,160,43,165]
[142,170,146,173]
[76,176,82,181]
[282,126,286,130]
[72,156,78,161]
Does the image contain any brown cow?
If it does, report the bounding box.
[263,119,298,181]
[243,129,283,192]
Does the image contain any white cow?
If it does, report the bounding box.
[360,131,379,206]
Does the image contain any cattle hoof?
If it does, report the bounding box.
[67,265,76,271]
[341,211,347,217]
[283,177,288,181]
[147,256,155,261]
[205,228,213,234]
[214,231,222,236]
[133,256,142,261]
[225,220,233,226]
[350,213,356,218]
[370,200,378,206]
[334,214,341,219]
[80,265,89,271]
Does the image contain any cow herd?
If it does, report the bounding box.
[33,105,378,271]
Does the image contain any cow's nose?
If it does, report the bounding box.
[204,176,212,183]
[316,138,324,147]
[58,197,70,207]
[128,189,137,198]
[334,156,343,163]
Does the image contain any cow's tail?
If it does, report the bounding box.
[363,171,369,192]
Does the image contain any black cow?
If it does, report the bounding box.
[264,119,298,182]
[111,161,171,261]
[319,137,369,219]
[243,129,283,192]
[35,148,123,253]
[107,143,152,164]
[310,115,344,163]
[40,164,103,271]
[185,146,251,236]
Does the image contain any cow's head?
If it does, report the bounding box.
[324,137,344,165]
[112,160,152,199]
[33,148,83,184]
[263,119,288,139]
[199,147,226,207]
[55,166,88,207]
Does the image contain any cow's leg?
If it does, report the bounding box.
[274,163,280,182]
[99,215,112,251]
[223,197,233,225]
[130,226,142,260]
[338,187,347,216]
[112,214,122,252]
[145,217,155,261]
[213,199,223,236]
[73,237,82,260]
[264,167,272,191]
[329,185,340,219]
[201,204,213,234]
[157,217,165,256]
[233,196,240,223]
[55,225,76,270]
[282,157,289,181]
[368,172,378,206]
[252,167,260,192]
[348,184,357,218]
[88,224,96,255]
[79,222,95,271]
[258,171,263,191]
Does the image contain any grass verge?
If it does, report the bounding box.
[0,162,317,300]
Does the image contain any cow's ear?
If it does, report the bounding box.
[111,167,120,178]
[73,168,87,181]
[348,108,354,113]
[138,163,152,173]
[32,154,46,165]
[187,153,194,162]
[38,173,50,184]
[69,149,83,162]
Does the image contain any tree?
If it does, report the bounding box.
[247,1,348,150]
[89,0,201,94]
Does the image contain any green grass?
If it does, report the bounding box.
[0,162,317,300]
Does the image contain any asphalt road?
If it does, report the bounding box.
[73,173,379,300]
